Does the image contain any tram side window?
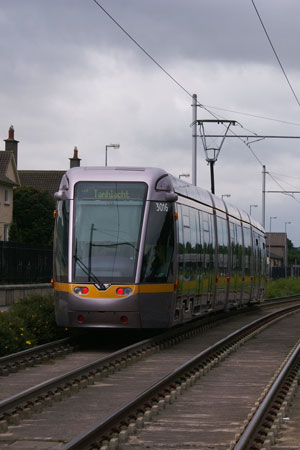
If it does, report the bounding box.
[182,205,192,281]
[217,217,229,274]
[253,232,260,274]
[54,200,70,282]
[243,227,252,275]
[201,211,214,271]
[141,202,174,283]
[189,207,200,277]
[230,222,236,269]
[255,233,266,276]
[177,203,184,279]
[236,223,243,272]
[230,222,243,272]
[260,236,266,275]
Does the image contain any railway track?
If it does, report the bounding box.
[0,297,300,449]
[0,295,296,378]
[234,333,300,449]
[0,337,75,377]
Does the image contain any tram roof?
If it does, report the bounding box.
[60,166,264,232]
[169,174,264,233]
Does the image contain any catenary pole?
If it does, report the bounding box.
[192,94,197,186]
[262,165,266,228]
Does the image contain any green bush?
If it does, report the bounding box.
[266,277,300,299]
[0,311,37,356]
[0,294,69,357]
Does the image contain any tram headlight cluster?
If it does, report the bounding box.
[73,286,89,295]
[116,287,132,296]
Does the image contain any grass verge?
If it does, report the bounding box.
[0,294,69,357]
[266,277,300,299]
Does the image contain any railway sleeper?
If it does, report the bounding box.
[247,367,300,449]
[0,310,281,435]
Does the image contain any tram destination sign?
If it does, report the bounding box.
[75,181,147,202]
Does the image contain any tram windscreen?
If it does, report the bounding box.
[73,182,147,283]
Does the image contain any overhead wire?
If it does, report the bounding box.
[91,0,300,214]
[267,172,300,204]
[91,0,194,101]
[250,0,300,109]
[205,105,300,128]
[268,173,300,192]
[91,0,256,149]
[270,172,300,181]
[91,1,257,126]
[91,0,297,173]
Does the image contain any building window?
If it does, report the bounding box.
[4,224,9,241]
[4,189,10,205]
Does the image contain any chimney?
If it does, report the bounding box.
[5,125,19,168]
[69,146,81,168]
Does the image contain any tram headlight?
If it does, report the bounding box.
[74,286,89,295]
[116,287,132,296]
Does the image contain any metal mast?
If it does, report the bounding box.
[192,94,197,186]
[197,119,236,194]
[262,165,266,228]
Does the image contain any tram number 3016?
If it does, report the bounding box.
[155,202,169,212]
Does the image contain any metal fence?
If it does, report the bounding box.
[272,266,300,279]
[0,241,53,284]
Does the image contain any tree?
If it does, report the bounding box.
[9,186,55,244]
[287,238,300,265]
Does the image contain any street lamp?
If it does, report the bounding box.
[250,204,258,216]
[221,194,231,199]
[268,216,277,279]
[179,173,190,179]
[284,221,291,278]
[105,144,120,166]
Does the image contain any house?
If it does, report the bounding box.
[1,125,81,197]
[0,126,81,241]
[265,232,286,269]
[18,147,81,197]
[0,126,20,241]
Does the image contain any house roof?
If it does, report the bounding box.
[0,151,20,186]
[18,170,65,197]
[265,232,286,247]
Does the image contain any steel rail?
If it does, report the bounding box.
[265,294,300,301]
[1,294,298,370]
[0,335,155,416]
[234,340,300,450]
[0,336,72,364]
[0,312,222,417]
[1,299,300,427]
[62,304,300,450]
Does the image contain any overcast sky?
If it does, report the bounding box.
[1,0,300,245]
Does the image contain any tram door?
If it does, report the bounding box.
[252,231,266,301]
[251,232,260,301]
[242,226,252,303]
[176,204,199,319]
[228,221,244,306]
[175,204,190,319]
[199,210,215,311]
[260,236,267,299]
[215,216,229,308]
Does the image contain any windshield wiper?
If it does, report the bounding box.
[73,255,107,290]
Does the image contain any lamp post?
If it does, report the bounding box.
[105,144,120,166]
[284,221,291,278]
[179,173,190,179]
[268,216,277,279]
[250,204,258,216]
[221,194,231,200]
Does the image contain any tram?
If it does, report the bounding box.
[53,166,266,328]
